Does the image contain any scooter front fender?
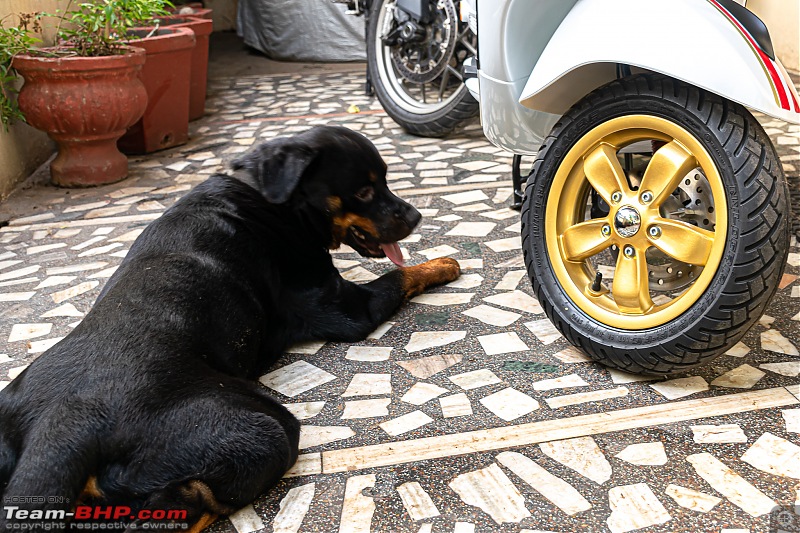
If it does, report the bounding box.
[518,0,800,124]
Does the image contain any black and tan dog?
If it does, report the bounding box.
[0,126,460,529]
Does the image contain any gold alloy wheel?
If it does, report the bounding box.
[545,115,728,330]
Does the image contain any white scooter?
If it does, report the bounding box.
[462,0,800,375]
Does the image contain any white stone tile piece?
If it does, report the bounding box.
[445,222,497,237]
[783,409,800,433]
[50,281,100,304]
[8,323,52,343]
[8,365,27,380]
[285,340,326,354]
[416,525,432,533]
[448,369,502,390]
[477,332,529,356]
[88,266,119,279]
[448,463,531,525]
[259,360,336,398]
[401,382,449,405]
[494,270,526,291]
[0,265,40,282]
[339,474,376,533]
[342,398,391,419]
[761,329,799,355]
[480,388,539,421]
[46,262,107,275]
[496,451,591,516]
[439,393,473,418]
[524,319,562,344]
[411,293,474,306]
[367,321,394,340]
[0,260,22,272]
[533,374,589,391]
[664,484,721,513]
[462,305,521,327]
[760,361,800,376]
[606,483,671,533]
[483,290,544,315]
[539,436,612,484]
[27,243,66,255]
[484,237,521,252]
[272,483,315,533]
[379,410,433,436]
[35,276,77,289]
[546,387,629,409]
[41,303,83,318]
[609,369,653,384]
[397,353,462,379]
[345,346,393,362]
[650,376,708,400]
[691,424,748,444]
[741,432,800,479]
[551,347,593,363]
[453,523,475,533]
[28,337,64,354]
[298,426,355,449]
[396,482,440,521]
[442,190,489,204]
[446,274,484,289]
[405,331,466,353]
[228,504,264,533]
[283,402,325,420]
[458,259,483,270]
[614,442,668,466]
[711,364,765,389]
[341,266,378,283]
[479,208,519,220]
[725,341,751,358]
[686,452,776,517]
[342,373,392,397]
[417,244,459,260]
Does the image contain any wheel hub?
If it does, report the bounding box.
[614,206,641,238]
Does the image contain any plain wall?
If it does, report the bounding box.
[749,0,800,73]
[0,0,71,202]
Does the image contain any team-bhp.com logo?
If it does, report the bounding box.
[4,504,188,530]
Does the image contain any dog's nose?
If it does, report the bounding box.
[396,202,421,229]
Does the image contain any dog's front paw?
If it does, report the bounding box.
[401,258,461,298]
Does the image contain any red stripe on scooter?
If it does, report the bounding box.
[708,0,790,110]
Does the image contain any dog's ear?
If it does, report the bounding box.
[232,138,315,204]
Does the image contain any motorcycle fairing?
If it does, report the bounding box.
[517,0,800,125]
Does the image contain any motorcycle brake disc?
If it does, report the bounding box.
[389,0,458,84]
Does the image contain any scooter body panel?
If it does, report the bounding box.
[518,0,800,123]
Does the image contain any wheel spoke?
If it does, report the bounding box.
[612,250,653,314]
[639,140,698,206]
[560,219,613,261]
[583,143,629,204]
[649,219,715,266]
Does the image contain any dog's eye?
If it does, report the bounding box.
[355,186,375,203]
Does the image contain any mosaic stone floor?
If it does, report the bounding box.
[2,71,800,533]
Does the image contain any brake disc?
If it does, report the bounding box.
[647,168,716,293]
[389,0,458,84]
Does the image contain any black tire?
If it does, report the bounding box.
[521,74,790,375]
[366,0,479,138]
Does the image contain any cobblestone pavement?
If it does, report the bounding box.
[2,71,800,533]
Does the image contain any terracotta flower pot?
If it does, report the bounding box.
[167,4,212,19]
[119,27,196,154]
[12,47,148,187]
[157,16,213,120]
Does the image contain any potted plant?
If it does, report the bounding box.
[3,2,174,187]
[117,25,196,154]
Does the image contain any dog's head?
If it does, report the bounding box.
[231,126,421,266]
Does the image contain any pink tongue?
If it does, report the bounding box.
[380,242,404,266]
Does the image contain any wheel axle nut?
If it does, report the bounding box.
[611,191,623,204]
[641,191,654,204]
[648,226,662,238]
[601,224,611,237]
[623,245,636,258]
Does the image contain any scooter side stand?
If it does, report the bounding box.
[510,154,528,211]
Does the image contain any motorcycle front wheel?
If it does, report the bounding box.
[521,74,790,376]
[366,0,479,137]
